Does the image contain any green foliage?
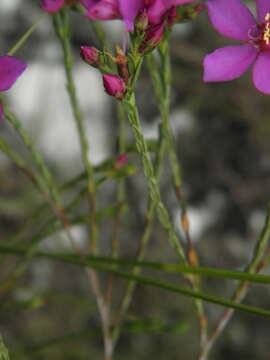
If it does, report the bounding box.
[0,337,9,360]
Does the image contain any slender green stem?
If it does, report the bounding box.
[2,246,270,319]
[0,137,42,192]
[112,119,167,345]
[110,104,127,259]
[198,204,270,360]
[53,11,114,360]
[155,40,208,349]
[105,104,127,304]
[5,106,78,247]
[91,21,109,50]
[53,10,98,253]
[7,14,46,56]
[2,104,77,253]
[3,105,60,205]
[123,89,186,262]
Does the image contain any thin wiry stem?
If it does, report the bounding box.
[7,14,46,56]
[123,89,186,262]
[198,204,270,360]
[53,11,113,359]
[3,104,76,251]
[112,117,167,345]
[105,103,127,305]
[155,40,208,349]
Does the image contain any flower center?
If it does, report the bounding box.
[263,13,270,44]
[249,13,270,51]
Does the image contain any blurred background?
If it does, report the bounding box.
[1,0,270,359]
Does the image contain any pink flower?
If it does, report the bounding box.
[0,56,27,121]
[204,0,270,94]
[86,0,195,30]
[102,74,126,100]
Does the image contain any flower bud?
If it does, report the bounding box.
[80,46,100,67]
[135,9,149,32]
[115,153,128,168]
[139,23,165,53]
[102,74,126,100]
[115,46,129,84]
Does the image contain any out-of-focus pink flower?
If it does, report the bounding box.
[0,55,27,121]
[80,46,100,67]
[41,0,65,13]
[102,74,126,100]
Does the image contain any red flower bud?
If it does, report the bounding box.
[135,9,149,32]
[139,23,165,53]
[115,153,128,167]
[102,74,126,100]
[80,46,100,67]
[115,46,129,84]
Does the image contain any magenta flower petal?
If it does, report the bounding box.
[0,56,27,92]
[203,44,258,82]
[118,0,144,30]
[41,0,65,13]
[256,0,270,22]
[207,0,256,41]
[252,51,270,94]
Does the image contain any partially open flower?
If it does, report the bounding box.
[102,74,126,100]
[0,55,27,121]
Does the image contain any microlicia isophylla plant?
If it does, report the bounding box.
[0,0,270,359]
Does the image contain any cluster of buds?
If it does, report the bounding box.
[80,45,129,100]
[133,5,177,54]
[134,3,205,54]
[79,3,205,100]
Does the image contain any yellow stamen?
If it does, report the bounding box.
[264,13,270,44]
